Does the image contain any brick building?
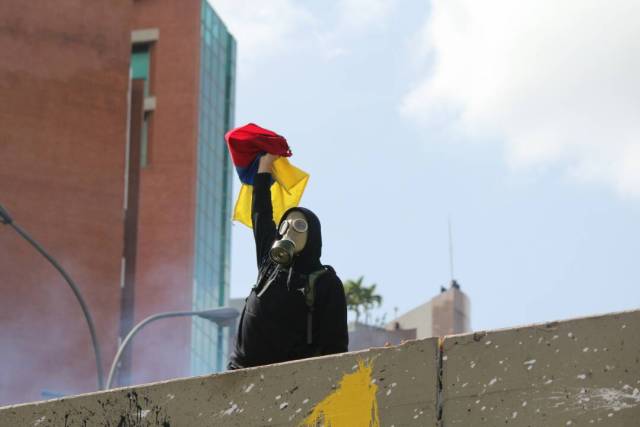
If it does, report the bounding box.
[0,0,235,405]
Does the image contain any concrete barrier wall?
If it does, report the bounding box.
[0,340,438,426]
[442,310,640,426]
[0,310,638,426]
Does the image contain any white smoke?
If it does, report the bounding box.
[402,0,640,198]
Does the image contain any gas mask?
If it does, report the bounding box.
[269,211,308,266]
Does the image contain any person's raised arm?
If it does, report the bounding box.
[252,154,279,267]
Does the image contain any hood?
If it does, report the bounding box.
[278,206,322,273]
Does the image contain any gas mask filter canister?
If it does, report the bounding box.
[269,213,308,266]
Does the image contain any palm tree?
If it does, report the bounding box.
[343,276,383,324]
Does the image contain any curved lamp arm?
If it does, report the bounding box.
[106,307,239,390]
[0,203,104,389]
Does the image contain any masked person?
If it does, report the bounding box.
[228,154,348,369]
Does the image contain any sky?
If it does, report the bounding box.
[210,0,640,332]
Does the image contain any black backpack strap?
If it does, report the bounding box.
[305,266,332,344]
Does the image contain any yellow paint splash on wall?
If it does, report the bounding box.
[300,359,380,427]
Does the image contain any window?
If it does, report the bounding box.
[131,45,151,95]
[131,44,153,167]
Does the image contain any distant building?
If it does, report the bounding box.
[348,322,416,351]
[0,0,235,405]
[348,281,471,352]
[386,280,471,339]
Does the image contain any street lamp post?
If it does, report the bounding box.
[0,203,105,389]
[106,307,239,390]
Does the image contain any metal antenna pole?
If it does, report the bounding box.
[448,215,455,282]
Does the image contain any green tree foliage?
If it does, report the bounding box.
[343,276,383,324]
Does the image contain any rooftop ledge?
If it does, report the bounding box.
[1,309,638,426]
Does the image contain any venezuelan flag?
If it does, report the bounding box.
[225,123,310,228]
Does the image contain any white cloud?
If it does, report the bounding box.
[402,0,640,198]
[338,0,395,30]
[208,0,315,61]
[210,0,398,67]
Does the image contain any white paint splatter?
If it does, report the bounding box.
[583,347,590,352]
[522,401,528,407]
[488,378,498,386]
[222,403,238,416]
[280,402,289,409]
[166,394,175,400]
[577,374,587,380]
[391,382,397,388]
[554,386,640,413]
[386,389,392,396]
[470,361,476,369]
[245,383,255,393]
[140,410,150,418]
[587,387,640,411]
[485,340,492,346]
[443,356,448,361]
[512,411,518,419]
[275,395,282,400]
[33,417,46,426]
[302,398,309,404]
[524,359,537,366]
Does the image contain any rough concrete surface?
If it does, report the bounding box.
[0,339,438,426]
[2,310,638,426]
[441,310,640,426]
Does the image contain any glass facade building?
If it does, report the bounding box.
[190,0,236,375]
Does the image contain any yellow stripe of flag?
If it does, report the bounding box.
[233,158,310,228]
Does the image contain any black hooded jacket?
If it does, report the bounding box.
[228,173,348,369]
